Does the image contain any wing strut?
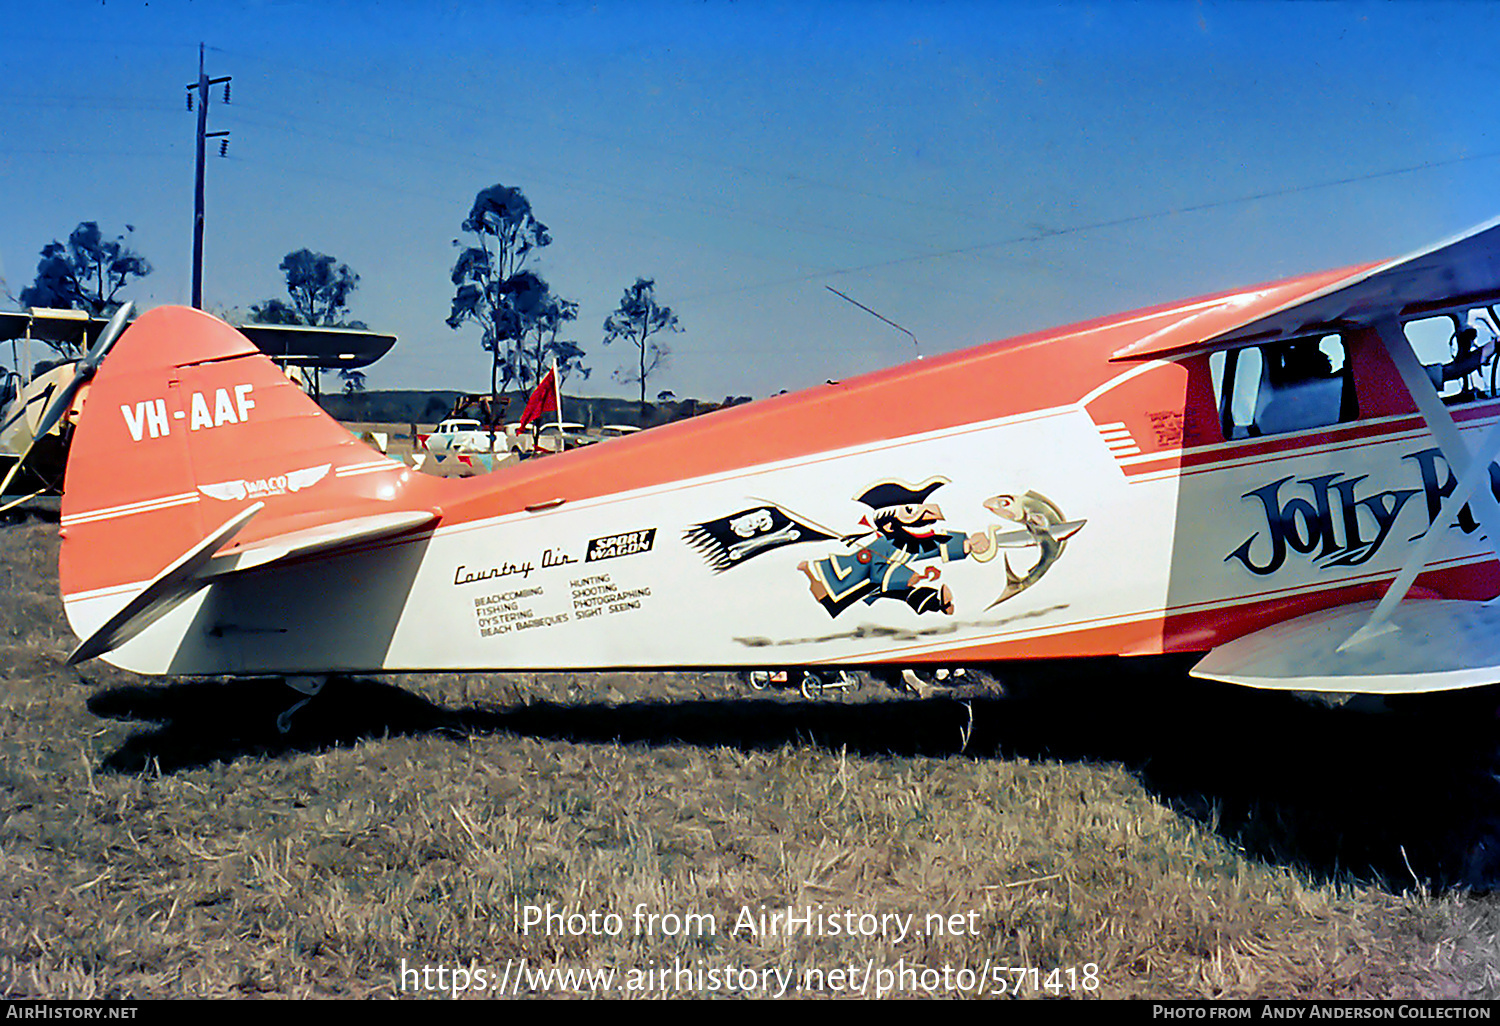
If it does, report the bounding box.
[1339,318,1500,650]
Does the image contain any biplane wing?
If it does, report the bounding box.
[1111,215,1500,361]
[1192,599,1500,694]
[1177,217,1500,693]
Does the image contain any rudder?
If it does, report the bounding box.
[59,306,409,636]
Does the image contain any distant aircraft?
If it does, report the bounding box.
[50,218,1500,713]
[0,363,84,503]
[0,307,395,506]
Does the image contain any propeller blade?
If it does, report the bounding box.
[79,301,134,372]
[29,375,85,450]
[0,488,45,516]
[29,376,82,444]
[29,302,133,445]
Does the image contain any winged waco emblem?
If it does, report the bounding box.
[198,463,332,501]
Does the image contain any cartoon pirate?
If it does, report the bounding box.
[797,476,992,616]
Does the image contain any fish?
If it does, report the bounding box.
[980,491,1075,608]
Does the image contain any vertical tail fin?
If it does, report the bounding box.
[59,306,415,632]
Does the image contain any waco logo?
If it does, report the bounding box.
[197,464,331,501]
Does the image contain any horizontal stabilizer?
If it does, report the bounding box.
[204,509,438,577]
[68,507,438,664]
[68,503,263,665]
[1192,599,1500,694]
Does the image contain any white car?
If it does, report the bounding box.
[533,421,592,453]
[414,419,519,477]
[424,419,509,455]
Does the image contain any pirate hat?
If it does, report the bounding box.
[855,476,950,509]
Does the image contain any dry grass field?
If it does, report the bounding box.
[3,516,1500,999]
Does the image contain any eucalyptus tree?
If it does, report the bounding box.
[603,277,679,410]
[250,249,362,327]
[508,274,586,391]
[446,184,553,397]
[20,222,152,353]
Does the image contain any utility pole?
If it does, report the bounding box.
[186,43,231,310]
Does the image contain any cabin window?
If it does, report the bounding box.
[1403,311,1500,405]
[1210,334,1356,440]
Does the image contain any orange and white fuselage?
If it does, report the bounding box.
[55,269,1500,679]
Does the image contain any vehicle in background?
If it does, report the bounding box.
[533,421,593,453]
[443,394,507,429]
[413,418,518,476]
[423,418,511,455]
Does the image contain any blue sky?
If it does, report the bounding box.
[3,0,1499,399]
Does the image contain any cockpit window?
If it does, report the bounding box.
[1404,310,1500,405]
[1210,334,1356,440]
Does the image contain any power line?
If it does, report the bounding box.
[207,43,987,223]
[211,41,1489,304]
[0,97,180,113]
[681,148,1500,303]
[213,102,940,255]
[0,148,172,159]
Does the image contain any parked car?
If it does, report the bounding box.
[533,421,592,453]
[413,419,520,477]
[423,419,511,455]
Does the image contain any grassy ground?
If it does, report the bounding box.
[2,520,1499,999]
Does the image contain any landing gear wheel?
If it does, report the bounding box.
[745,669,789,691]
[799,670,859,700]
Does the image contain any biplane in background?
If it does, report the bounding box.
[46,218,1500,707]
[0,308,111,501]
[0,308,395,506]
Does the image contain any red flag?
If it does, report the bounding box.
[518,367,558,428]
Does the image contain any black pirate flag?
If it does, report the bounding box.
[685,504,839,573]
